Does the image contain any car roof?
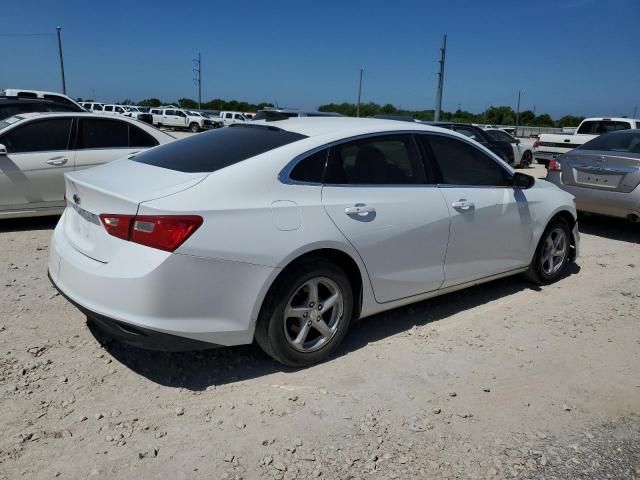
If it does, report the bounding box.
[248,116,447,138]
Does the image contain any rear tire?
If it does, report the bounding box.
[520,151,532,168]
[255,259,353,367]
[525,218,571,284]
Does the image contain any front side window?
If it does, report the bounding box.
[104,105,113,112]
[176,110,186,117]
[115,106,124,113]
[422,134,509,186]
[78,118,129,149]
[324,135,426,185]
[1,119,72,153]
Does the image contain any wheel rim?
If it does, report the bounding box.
[523,152,531,167]
[541,227,567,276]
[283,277,344,353]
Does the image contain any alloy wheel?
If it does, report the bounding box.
[541,227,567,275]
[283,277,344,353]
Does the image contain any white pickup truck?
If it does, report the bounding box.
[533,117,640,165]
[148,108,218,132]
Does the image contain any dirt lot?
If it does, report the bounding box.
[1,163,639,480]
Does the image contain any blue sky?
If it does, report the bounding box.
[1,0,638,117]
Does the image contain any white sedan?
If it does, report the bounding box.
[48,118,579,367]
[0,112,174,219]
[485,128,534,168]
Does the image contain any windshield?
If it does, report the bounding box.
[577,130,640,153]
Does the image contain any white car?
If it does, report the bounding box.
[48,118,579,366]
[0,112,174,219]
[485,128,533,168]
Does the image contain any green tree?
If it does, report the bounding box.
[518,110,535,125]
[138,98,162,107]
[556,115,584,127]
[177,98,198,109]
[532,113,554,126]
[485,106,515,125]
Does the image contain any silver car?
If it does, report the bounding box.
[546,129,640,222]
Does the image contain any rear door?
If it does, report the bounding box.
[418,133,533,286]
[0,117,74,212]
[321,133,451,303]
[74,117,140,171]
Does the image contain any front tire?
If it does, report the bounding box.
[525,218,571,284]
[189,122,200,133]
[255,259,353,367]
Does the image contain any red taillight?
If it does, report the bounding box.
[532,140,540,149]
[548,159,562,171]
[99,214,202,252]
[99,214,134,240]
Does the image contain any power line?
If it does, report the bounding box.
[0,33,53,37]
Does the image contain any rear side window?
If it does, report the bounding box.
[129,125,159,147]
[1,118,72,153]
[577,121,631,134]
[422,134,509,186]
[289,149,328,183]
[134,125,307,173]
[78,118,129,148]
[324,134,426,185]
[453,126,486,143]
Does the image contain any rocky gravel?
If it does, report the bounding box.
[1,175,639,479]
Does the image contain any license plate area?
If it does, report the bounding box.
[575,170,622,188]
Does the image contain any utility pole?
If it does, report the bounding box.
[56,26,66,95]
[356,67,364,117]
[434,34,447,122]
[193,53,202,109]
[515,90,521,136]
[633,106,638,119]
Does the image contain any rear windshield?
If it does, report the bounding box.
[133,124,307,173]
[577,120,631,135]
[578,130,640,153]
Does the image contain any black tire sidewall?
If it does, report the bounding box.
[262,262,353,367]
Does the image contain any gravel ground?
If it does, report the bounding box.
[1,163,639,479]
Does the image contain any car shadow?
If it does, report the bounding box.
[93,263,580,391]
[578,214,639,244]
[0,215,59,233]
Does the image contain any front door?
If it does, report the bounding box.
[418,133,533,287]
[0,118,74,213]
[321,134,451,303]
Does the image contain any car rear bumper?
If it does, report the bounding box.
[546,173,640,219]
[533,150,563,162]
[48,211,277,349]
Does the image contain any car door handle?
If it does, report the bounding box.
[46,157,68,166]
[345,204,375,215]
[451,199,474,210]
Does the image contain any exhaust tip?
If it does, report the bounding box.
[627,214,640,223]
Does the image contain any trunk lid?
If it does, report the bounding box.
[560,151,640,193]
[63,159,207,263]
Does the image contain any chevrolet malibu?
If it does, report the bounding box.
[49,118,579,366]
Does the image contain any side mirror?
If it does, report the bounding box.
[511,172,535,189]
[514,138,521,144]
[0,144,7,156]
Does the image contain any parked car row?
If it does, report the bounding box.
[533,117,640,166]
[0,112,173,218]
